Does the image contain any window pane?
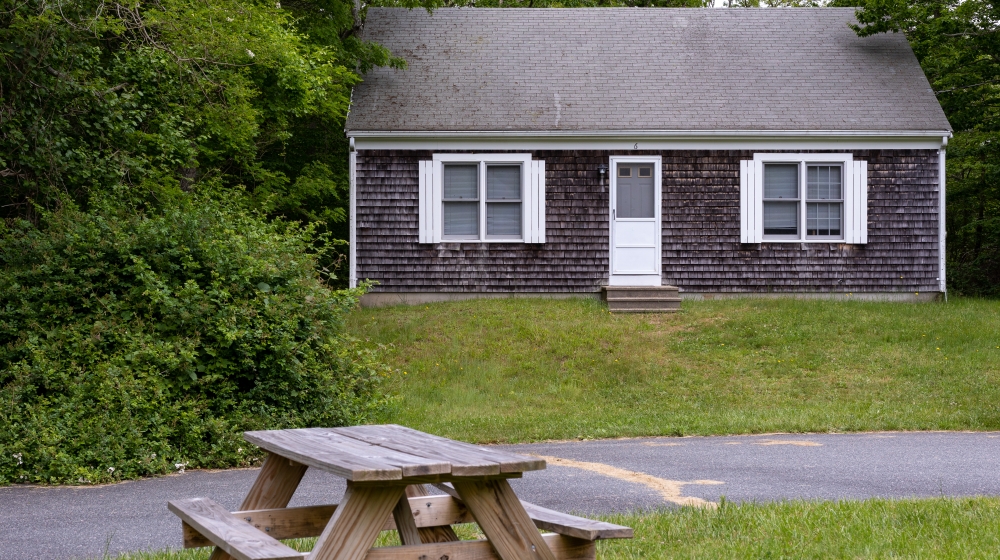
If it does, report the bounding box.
[807,202,842,237]
[487,165,521,200]
[763,201,798,236]
[764,164,799,199]
[443,202,478,236]
[443,164,478,199]
[487,202,522,237]
[807,165,842,200]
[616,174,655,218]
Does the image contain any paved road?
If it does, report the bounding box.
[3,431,1000,560]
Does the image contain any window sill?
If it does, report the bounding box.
[760,239,848,244]
[439,238,526,243]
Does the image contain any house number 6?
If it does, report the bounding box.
[633,143,638,149]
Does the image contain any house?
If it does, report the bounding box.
[345,8,951,308]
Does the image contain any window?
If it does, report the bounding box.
[741,153,867,244]
[418,154,546,244]
[761,163,844,240]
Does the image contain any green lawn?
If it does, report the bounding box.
[119,497,1000,559]
[348,297,1000,443]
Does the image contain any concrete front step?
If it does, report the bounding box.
[602,286,682,313]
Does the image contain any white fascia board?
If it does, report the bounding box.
[350,129,952,151]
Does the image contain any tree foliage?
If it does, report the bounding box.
[0,197,393,484]
[0,0,413,484]
[843,0,1000,295]
[0,0,402,227]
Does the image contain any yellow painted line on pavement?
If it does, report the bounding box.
[534,455,723,507]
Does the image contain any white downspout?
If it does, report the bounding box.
[349,136,357,289]
[939,135,948,300]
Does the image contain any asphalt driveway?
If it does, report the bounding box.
[3,431,999,560]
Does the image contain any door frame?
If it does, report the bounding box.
[608,155,662,286]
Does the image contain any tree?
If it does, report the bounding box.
[841,0,1000,295]
[0,0,401,228]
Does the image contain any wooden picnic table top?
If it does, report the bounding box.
[243,424,546,482]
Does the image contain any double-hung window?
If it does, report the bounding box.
[742,153,867,244]
[762,162,844,240]
[418,154,546,243]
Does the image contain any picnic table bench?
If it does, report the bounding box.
[169,425,632,560]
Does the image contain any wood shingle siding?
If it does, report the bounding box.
[355,149,941,294]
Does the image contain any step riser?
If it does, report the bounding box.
[603,285,682,313]
[602,287,679,300]
[607,301,681,311]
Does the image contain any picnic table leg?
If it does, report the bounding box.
[452,479,558,560]
[404,484,461,543]
[391,490,422,545]
[309,482,406,560]
[208,452,308,560]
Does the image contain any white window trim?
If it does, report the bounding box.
[743,152,866,244]
[426,153,544,244]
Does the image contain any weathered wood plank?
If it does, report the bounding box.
[406,484,461,544]
[244,430,417,482]
[283,428,452,477]
[334,424,545,475]
[391,493,422,546]
[309,483,407,560]
[207,452,308,560]
[241,453,309,511]
[363,534,595,560]
[434,484,632,541]
[185,505,337,548]
[169,498,301,560]
[520,502,633,541]
[452,478,557,560]
[185,496,474,549]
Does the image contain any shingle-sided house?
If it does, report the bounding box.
[345,8,952,307]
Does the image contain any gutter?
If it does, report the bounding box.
[347,129,953,139]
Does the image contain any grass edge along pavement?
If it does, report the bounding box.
[349,297,1000,443]
[117,497,1000,559]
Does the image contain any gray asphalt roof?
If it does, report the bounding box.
[345,8,951,133]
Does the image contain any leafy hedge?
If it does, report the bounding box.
[0,199,391,484]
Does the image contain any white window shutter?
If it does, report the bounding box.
[526,160,546,243]
[845,160,868,244]
[740,160,762,243]
[418,160,437,244]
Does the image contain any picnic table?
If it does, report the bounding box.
[169,424,632,560]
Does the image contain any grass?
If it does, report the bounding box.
[118,497,1000,559]
[348,297,1000,443]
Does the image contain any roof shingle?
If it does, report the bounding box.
[346,8,951,133]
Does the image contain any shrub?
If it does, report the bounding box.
[0,198,391,484]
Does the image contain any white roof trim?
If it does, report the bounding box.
[348,130,952,139]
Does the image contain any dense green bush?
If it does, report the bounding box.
[0,198,392,484]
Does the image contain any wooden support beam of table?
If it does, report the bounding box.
[452,479,558,560]
[406,484,461,544]
[308,483,406,560]
[241,453,309,510]
[364,533,596,560]
[183,496,474,549]
[209,452,309,560]
[391,493,422,546]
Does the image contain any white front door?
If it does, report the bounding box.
[609,156,662,286]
